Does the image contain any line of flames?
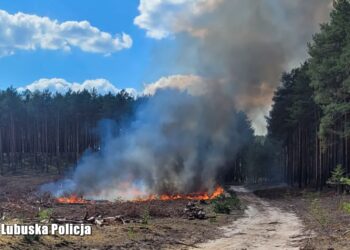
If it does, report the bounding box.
[56,186,225,204]
[56,195,88,204]
[133,186,225,202]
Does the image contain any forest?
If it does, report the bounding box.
[0,88,138,174]
[0,84,278,185]
[1,0,350,191]
[2,1,350,249]
[0,87,273,183]
[268,0,350,189]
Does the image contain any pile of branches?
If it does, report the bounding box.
[184,202,206,220]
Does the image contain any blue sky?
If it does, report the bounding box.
[0,0,331,135]
[0,0,181,91]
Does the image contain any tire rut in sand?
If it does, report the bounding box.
[192,188,307,250]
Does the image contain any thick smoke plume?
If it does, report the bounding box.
[43,0,332,200]
[141,0,332,134]
[45,89,252,200]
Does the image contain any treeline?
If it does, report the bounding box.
[0,85,274,183]
[0,88,138,174]
[268,0,350,189]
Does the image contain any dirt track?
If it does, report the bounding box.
[192,187,306,250]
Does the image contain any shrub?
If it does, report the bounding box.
[328,164,345,184]
[342,202,350,214]
[212,193,240,214]
[340,177,350,185]
[141,208,150,224]
[37,208,53,220]
[23,234,40,244]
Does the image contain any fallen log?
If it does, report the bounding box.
[104,215,125,224]
[86,216,96,223]
[95,218,104,226]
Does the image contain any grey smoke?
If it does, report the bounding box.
[43,0,332,199]
[152,0,331,134]
[44,90,252,199]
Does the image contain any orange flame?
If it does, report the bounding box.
[56,194,87,204]
[134,186,224,202]
[56,186,225,203]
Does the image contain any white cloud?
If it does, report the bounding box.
[18,78,137,96]
[17,74,266,134]
[0,9,132,56]
[134,0,222,39]
[18,75,204,97]
[143,74,206,95]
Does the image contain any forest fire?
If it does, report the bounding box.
[56,195,88,204]
[56,186,225,204]
[133,186,225,202]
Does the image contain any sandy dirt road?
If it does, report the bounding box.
[192,187,307,250]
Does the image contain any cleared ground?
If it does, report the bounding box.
[0,175,243,250]
[2,175,350,249]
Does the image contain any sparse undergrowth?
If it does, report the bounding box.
[309,198,329,228]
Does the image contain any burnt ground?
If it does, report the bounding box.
[254,187,350,250]
[0,175,244,250]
